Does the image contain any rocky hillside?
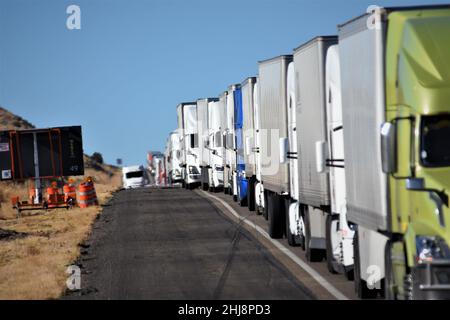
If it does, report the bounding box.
[0,107,35,130]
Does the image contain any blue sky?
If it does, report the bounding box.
[0,0,448,166]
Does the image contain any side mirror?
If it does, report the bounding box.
[380,122,397,173]
[279,137,288,164]
[315,141,326,173]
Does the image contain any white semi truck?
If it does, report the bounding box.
[165,131,183,185]
[241,77,258,211]
[320,44,355,277]
[253,79,265,215]
[197,98,217,191]
[207,98,226,191]
[177,102,201,189]
[122,165,145,189]
[223,87,236,196]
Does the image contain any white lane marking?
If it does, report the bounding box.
[198,190,349,300]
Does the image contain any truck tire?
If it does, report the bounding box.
[304,207,324,262]
[247,177,256,211]
[384,240,396,300]
[285,198,296,246]
[268,193,284,239]
[344,266,354,281]
[326,214,339,274]
[353,229,379,299]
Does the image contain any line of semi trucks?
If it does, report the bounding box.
[163,5,450,300]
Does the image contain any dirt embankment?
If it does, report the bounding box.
[0,106,122,299]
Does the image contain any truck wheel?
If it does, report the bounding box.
[285,198,297,246]
[344,266,354,281]
[353,229,379,299]
[384,240,396,300]
[202,182,209,191]
[304,207,324,262]
[268,193,284,239]
[326,214,339,274]
[247,177,256,211]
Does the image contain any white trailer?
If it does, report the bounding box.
[293,36,337,261]
[338,10,389,298]
[241,77,258,211]
[177,102,201,189]
[207,98,226,191]
[258,55,292,239]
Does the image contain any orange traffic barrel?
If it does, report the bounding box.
[78,182,98,208]
[47,186,60,204]
[63,184,77,203]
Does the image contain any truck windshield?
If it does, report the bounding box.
[126,171,143,179]
[188,166,199,175]
[420,115,450,167]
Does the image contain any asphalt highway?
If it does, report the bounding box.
[66,187,316,299]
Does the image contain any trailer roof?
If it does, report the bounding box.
[196,97,218,103]
[293,35,338,53]
[338,4,450,29]
[227,83,241,91]
[176,102,196,109]
[258,54,292,65]
[240,76,257,87]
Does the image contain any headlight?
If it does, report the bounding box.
[416,236,450,263]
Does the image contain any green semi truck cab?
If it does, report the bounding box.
[383,7,450,299]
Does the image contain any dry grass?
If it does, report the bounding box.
[0,166,121,300]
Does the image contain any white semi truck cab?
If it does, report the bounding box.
[122,165,145,189]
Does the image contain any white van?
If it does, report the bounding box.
[122,165,145,189]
